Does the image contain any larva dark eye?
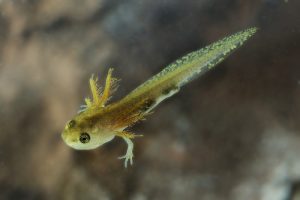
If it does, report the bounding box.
[79,132,90,144]
[68,120,76,128]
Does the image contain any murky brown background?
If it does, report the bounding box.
[0,0,299,200]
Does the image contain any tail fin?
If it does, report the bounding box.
[126,27,257,99]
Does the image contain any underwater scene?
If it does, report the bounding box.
[0,0,299,200]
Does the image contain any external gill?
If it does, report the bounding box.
[79,68,118,112]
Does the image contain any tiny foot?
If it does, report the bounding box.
[118,151,133,168]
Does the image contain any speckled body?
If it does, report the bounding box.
[61,28,257,167]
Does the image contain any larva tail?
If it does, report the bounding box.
[124,27,257,100]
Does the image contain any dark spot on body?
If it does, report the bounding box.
[140,99,156,112]
[162,85,179,96]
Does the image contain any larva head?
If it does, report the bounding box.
[61,117,115,150]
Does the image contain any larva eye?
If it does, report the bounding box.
[79,132,90,144]
[68,120,76,128]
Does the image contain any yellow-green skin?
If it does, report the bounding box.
[61,27,257,167]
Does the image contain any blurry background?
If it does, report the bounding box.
[0,0,299,200]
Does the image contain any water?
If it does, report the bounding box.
[0,0,299,200]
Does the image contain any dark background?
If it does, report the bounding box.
[0,0,299,200]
